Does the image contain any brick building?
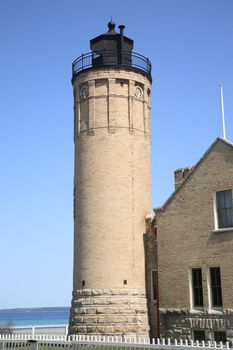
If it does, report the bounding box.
[155,137,233,343]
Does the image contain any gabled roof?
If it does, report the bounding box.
[155,137,233,213]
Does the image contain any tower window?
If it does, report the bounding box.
[80,85,89,99]
[215,190,233,229]
[191,268,203,307]
[123,279,127,285]
[134,85,143,98]
[210,267,223,307]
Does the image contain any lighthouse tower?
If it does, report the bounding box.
[69,22,152,338]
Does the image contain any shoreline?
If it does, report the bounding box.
[0,307,70,312]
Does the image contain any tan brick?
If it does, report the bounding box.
[83,316,97,323]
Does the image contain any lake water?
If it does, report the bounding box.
[0,307,70,326]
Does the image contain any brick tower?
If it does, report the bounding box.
[69,21,152,338]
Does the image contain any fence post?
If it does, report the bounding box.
[73,343,81,350]
[65,325,68,338]
[27,340,38,350]
[31,326,35,339]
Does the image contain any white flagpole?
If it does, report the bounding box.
[220,83,226,139]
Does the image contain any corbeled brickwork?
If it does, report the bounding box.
[70,67,152,337]
[73,68,151,137]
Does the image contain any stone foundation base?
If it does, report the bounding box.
[69,288,150,338]
[160,308,233,343]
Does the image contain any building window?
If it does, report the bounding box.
[151,270,157,301]
[192,268,203,307]
[193,330,205,342]
[216,190,233,229]
[214,331,226,343]
[210,267,223,307]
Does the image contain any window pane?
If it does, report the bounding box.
[192,268,203,307]
[227,209,233,227]
[193,330,205,341]
[210,267,223,307]
[217,192,225,209]
[216,190,233,228]
[225,190,232,208]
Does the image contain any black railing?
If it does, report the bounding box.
[72,51,151,78]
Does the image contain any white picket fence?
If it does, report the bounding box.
[0,334,231,350]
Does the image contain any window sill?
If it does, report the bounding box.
[189,308,204,314]
[207,308,223,314]
[213,227,233,233]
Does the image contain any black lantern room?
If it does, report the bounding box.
[90,21,133,67]
[72,22,151,79]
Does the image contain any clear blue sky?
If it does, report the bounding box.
[0,0,232,309]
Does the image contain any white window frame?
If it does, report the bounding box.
[151,269,157,302]
[207,266,223,311]
[213,191,218,230]
[213,189,233,232]
[189,267,204,310]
